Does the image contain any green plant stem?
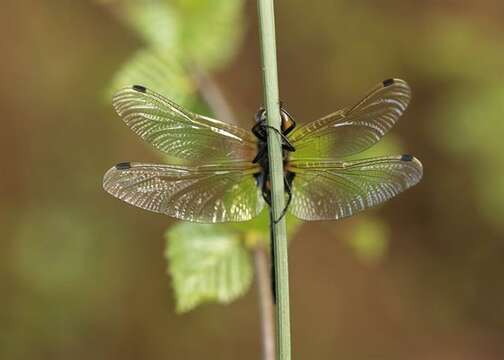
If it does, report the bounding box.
[254,246,276,360]
[257,1,292,359]
[195,71,277,360]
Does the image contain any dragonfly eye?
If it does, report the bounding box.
[280,109,295,132]
[255,108,267,123]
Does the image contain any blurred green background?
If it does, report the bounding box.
[2,1,504,359]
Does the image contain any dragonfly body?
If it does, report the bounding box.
[252,107,297,207]
[103,78,423,223]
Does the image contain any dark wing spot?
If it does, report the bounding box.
[383,78,395,87]
[115,162,131,170]
[132,85,147,93]
[401,154,413,162]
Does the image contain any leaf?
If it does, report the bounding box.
[165,223,253,313]
[172,0,246,69]
[123,0,179,51]
[109,49,194,106]
[164,212,302,313]
[113,0,246,70]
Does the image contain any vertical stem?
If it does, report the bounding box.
[257,1,291,359]
[191,42,279,360]
[193,65,277,360]
[254,247,276,360]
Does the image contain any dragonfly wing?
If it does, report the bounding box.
[103,162,264,223]
[289,79,411,160]
[288,155,422,221]
[113,86,257,163]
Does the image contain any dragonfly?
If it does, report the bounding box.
[103,78,423,223]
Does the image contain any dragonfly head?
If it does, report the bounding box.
[255,106,296,133]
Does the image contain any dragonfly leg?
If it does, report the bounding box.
[271,172,294,224]
[261,124,296,152]
[261,171,272,206]
[252,145,267,164]
[282,140,296,152]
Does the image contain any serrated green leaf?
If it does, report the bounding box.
[114,0,246,71]
[165,223,253,313]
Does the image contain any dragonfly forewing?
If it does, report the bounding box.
[289,79,411,160]
[113,86,257,164]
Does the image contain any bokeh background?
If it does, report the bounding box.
[2,1,504,359]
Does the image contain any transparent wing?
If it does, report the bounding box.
[288,155,422,221]
[103,162,264,223]
[113,86,257,164]
[289,79,411,160]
